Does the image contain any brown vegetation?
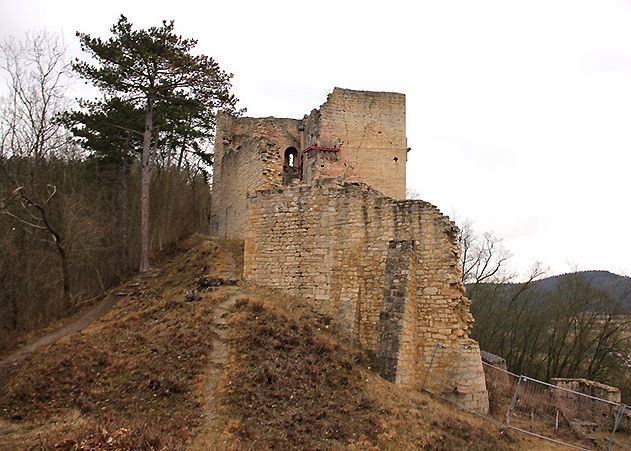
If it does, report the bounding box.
[0,159,211,354]
[0,236,230,449]
[221,295,381,449]
[1,237,568,450]
[220,291,531,450]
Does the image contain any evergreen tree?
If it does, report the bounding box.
[73,15,241,271]
[62,97,144,165]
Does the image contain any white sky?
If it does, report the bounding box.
[2,0,630,279]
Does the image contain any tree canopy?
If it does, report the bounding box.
[70,15,242,169]
[71,15,242,270]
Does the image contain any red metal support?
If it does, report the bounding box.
[302,145,340,152]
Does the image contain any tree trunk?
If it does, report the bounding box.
[57,240,72,311]
[117,159,129,272]
[177,134,188,169]
[139,96,154,272]
[27,195,73,312]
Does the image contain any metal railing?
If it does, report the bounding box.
[423,342,630,450]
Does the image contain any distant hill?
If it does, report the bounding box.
[466,270,631,312]
[532,270,631,311]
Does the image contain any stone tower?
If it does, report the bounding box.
[210,88,407,239]
[210,87,490,413]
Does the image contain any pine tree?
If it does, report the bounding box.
[73,15,241,271]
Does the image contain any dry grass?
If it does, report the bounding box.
[483,364,631,449]
[217,290,541,450]
[0,235,238,450]
[220,293,381,449]
[1,236,571,450]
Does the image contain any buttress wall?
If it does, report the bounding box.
[243,179,489,412]
[388,239,488,412]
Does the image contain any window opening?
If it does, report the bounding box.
[284,147,297,168]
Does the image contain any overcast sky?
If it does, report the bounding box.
[2,0,630,279]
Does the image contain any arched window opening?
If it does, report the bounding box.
[284,147,298,168]
[283,147,299,185]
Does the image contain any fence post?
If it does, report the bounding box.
[606,404,627,451]
[421,342,442,392]
[506,375,523,426]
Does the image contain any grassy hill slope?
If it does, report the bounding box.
[0,236,561,450]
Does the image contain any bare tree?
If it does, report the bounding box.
[458,219,513,285]
[405,189,422,200]
[0,31,74,310]
[0,183,71,309]
[462,224,629,390]
[0,31,71,158]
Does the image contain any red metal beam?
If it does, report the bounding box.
[302,145,340,152]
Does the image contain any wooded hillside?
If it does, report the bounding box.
[0,158,210,351]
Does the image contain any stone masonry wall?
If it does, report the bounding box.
[302,88,407,200]
[211,88,408,240]
[376,240,416,383]
[244,179,389,349]
[210,113,301,238]
[244,179,489,412]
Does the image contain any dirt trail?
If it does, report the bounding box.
[189,288,240,450]
[0,237,246,448]
[0,259,167,379]
[189,241,243,450]
[0,291,128,378]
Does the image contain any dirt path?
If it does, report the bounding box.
[1,238,245,448]
[0,240,242,377]
[188,288,241,450]
[0,292,127,379]
[189,240,243,449]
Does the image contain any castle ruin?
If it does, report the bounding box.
[211,88,489,413]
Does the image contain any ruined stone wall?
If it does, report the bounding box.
[210,113,301,238]
[302,88,407,199]
[552,378,621,403]
[244,179,390,349]
[211,87,488,411]
[421,342,489,412]
[376,240,417,384]
[244,179,488,412]
[372,226,488,412]
[211,88,408,239]
[552,378,626,431]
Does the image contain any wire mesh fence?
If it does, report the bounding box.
[423,342,631,450]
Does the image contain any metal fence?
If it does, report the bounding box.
[423,342,630,450]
